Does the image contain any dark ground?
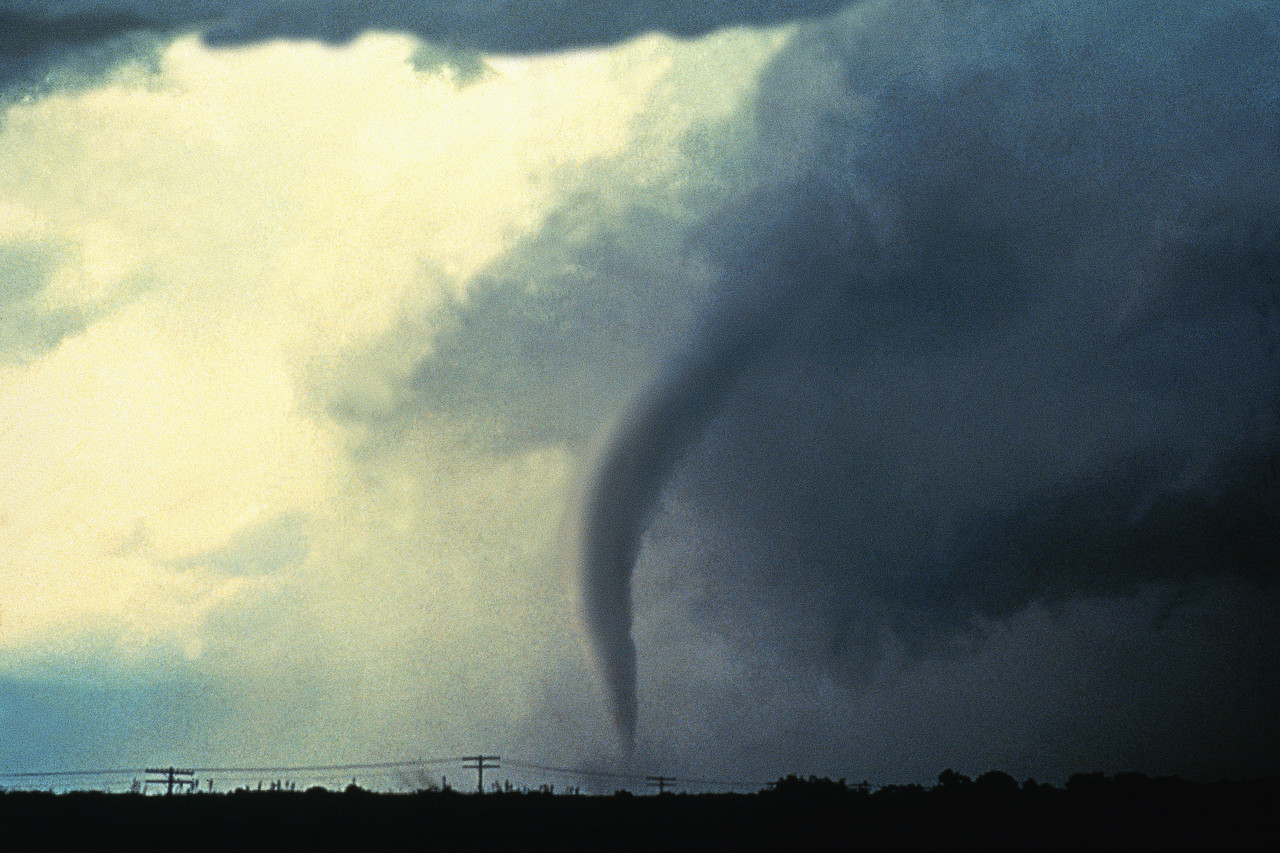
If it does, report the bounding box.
[2,772,1276,851]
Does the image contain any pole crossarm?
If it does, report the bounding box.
[646,775,676,794]
[144,767,195,796]
[461,755,501,794]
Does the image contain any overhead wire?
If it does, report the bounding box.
[1,755,766,792]
[500,757,760,791]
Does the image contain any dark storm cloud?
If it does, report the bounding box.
[0,6,170,95]
[732,0,1279,586]
[0,1,851,91]
[572,0,1280,751]
[183,1,852,52]
[313,0,1280,767]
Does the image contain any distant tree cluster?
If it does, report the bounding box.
[753,770,1278,850]
[761,767,1217,801]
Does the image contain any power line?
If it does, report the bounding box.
[2,755,764,793]
[502,758,645,782]
[0,756,467,782]
[501,758,759,791]
[187,757,469,775]
[0,767,145,779]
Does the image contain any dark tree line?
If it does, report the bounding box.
[2,769,1276,851]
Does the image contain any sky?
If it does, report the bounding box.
[1,0,1278,790]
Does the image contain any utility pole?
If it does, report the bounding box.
[646,775,676,794]
[145,767,194,796]
[461,755,501,794]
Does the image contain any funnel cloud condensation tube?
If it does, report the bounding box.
[574,320,780,751]
[574,191,872,749]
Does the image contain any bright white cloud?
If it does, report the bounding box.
[0,25,786,764]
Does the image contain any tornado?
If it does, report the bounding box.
[572,186,874,750]
[572,320,773,751]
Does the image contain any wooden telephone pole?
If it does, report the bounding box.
[646,775,676,794]
[145,767,194,795]
[461,755,501,794]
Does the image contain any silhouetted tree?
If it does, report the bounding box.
[936,769,972,789]
[1066,772,1107,796]
[974,770,1019,799]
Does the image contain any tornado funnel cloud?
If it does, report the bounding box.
[573,193,867,749]
[574,328,772,751]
